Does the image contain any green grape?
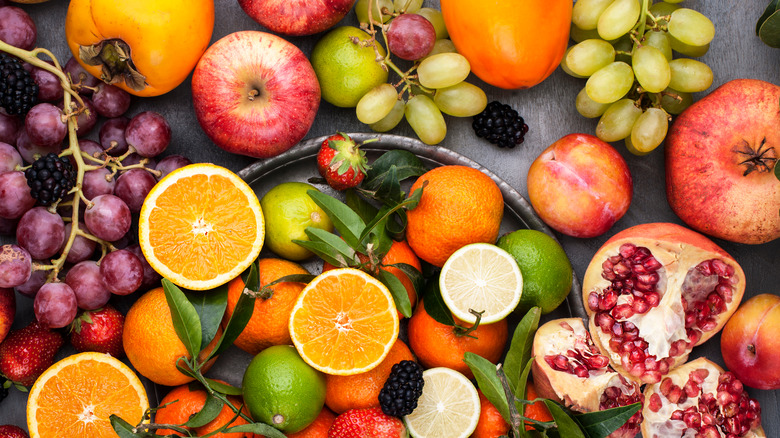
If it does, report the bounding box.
[624,136,651,156]
[612,34,633,64]
[405,95,446,145]
[393,0,423,14]
[585,61,634,104]
[355,0,393,24]
[668,34,710,57]
[632,45,671,93]
[660,87,693,115]
[648,2,680,26]
[575,87,611,118]
[596,98,642,142]
[570,24,602,43]
[417,53,470,89]
[565,39,616,77]
[356,83,399,124]
[416,8,448,40]
[664,0,684,3]
[560,49,587,78]
[597,0,640,41]
[433,82,487,117]
[668,9,715,47]
[668,58,713,92]
[642,30,672,60]
[370,99,406,132]
[573,0,616,30]
[427,39,457,57]
[630,108,668,154]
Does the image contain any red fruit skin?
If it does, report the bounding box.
[721,294,780,390]
[328,407,407,438]
[0,424,29,438]
[0,287,15,343]
[0,321,63,386]
[316,134,366,191]
[69,305,125,358]
[665,78,780,244]
[237,0,357,36]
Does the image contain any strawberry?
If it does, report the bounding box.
[0,321,63,387]
[69,305,125,358]
[328,407,408,438]
[0,424,29,438]
[316,132,370,191]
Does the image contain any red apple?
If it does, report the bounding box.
[238,0,356,36]
[721,293,780,390]
[527,133,633,238]
[0,287,15,344]
[191,31,321,159]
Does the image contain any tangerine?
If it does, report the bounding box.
[154,383,255,437]
[472,390,509,438]
[524,381,553,431]
[286,407,337,438]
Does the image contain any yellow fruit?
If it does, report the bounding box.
[403,367,481,438]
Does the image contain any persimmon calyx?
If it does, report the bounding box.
[79,39,146,92]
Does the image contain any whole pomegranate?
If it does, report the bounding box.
[666,78,780,244]
[582,223,745,384]
[642,357,765,438]
[531,318,643,438]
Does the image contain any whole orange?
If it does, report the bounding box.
[472,390,509,438]
[407,300,507,379]
[406,165,503,267]
[286,407,337,438]
[324,339,415,414]
[225,258,310,355]
[154,383,256,437]
[524,381,553,430]
[123,287,219,386]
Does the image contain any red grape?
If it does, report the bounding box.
[74,97,98,137]
[66,260,111,310]
[387,13,436,61]
[0,170,35,219]
[155,154,191,180]
[15,266,46,298]
[15,128,61,164]
[82,168,116,201]
[34,281,78,328]
[30,62,64,102]
[127,244,161,291]
[0,112,21,144]
[113,168,156,213]
[60,221,96,263]
[16,206,65,259]
[98,116,129,156]
[0,141,22,172]
[125,111,171,157]
[25,103,67,147]
[92,83,132,118]
[0,216,16,236]
[84,194,131,242]
[0,6,36,50]
[100,249,143,296]
[64,57,100,95]
[0,243,32,288]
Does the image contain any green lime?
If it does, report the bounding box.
[496,229,573,314]
[242,345,326,433]
[310,26,389,108]
[260,182,334,261]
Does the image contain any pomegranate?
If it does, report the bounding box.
[666,78,780,244]
[582,223,745,384]
[531,318,643,438]
[642,357,765,438]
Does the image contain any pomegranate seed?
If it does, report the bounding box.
[619,243,637,258]
[602,259,614,271]
[621,341,635,353]
[603,271,616,281]
[637,272,659,285]
[573,364,589,378]
[700,425,720,438]
[716,283,732,301]
[634,280,655,292]
[698,318,718,331]
[624,321,636,330]
[613,261,631,278]
[646,292,660,307]
[669,339,688,357]
[629,362,645,377]
[601,289,618,310]
[612,322,623,336]
[702,412,715,425]
[585,354,610,369]
[658,359,671,375]
[687,328,702,345]
[632,263,649,275]
[684,379,701,398]
[610,338,623,352]
[697,261,713,276]
[588,292,600,311]
[717,390,734,405]
[670,410,684,421]
[648,393,663,412]
[643,256,662,271]
[690,368,710,383]
[632,298,649,314]
[613,304,634,319]
[711,259,730,277]
[553,354,569,370]
[596,312,615,331]
[684,412,702,429]
[643,371,662,383]
[644,357,658,371]
[695,301,711,319]
[604,386,621,399]
[707,292,725,314]
[724,402,739,418]
[629,349,645,363]
[729,379,744,395]
[667,386,683,403]
[609,255,622,264]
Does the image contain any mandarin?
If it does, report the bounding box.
[154,383,255,437]
[286,407,337,438]
[524,381,553,430]
[472,390,509,438]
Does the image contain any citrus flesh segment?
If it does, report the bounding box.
[139,163,264,290]
[289,268,399,376]
[439,243,523,324]
[27,352,149,438]
[404,367,481,438]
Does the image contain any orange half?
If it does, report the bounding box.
[138,163,264,290]
[27,352,149,438]
[289,268,399,376]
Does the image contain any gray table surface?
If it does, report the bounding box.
[1,0,778,436]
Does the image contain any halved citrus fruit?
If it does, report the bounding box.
[138,163,264,290]
[439,242,523,324]
[289,268,399,376]
[403,367,481,438]
[27,352,149,438]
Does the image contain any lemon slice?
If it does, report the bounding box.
[439,242,523,324]
[404,367,481,438]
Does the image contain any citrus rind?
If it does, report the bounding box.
[404,367,481,438]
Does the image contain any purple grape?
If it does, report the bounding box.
[16,206,65,259]
[0,112,21,144]
[34,281,78,328]
[92,83,132,118]
[0,215,17,235]
[82,168,116,200]
[77,139,105,163]
[75,97,98,137]
[0,6,36,50]
[64,57,100,95]
[155,154,191,181]
[387,13,436,61]
[100,249,143,296]
[60,221,96,263]
[16,128,61,164]
[113,168,156,213]
[110,232,131,249]
[120,153,156,170]
[84,194,131,242]
[98,116,129,156]
[15,266,46,298]
[0,170,35,219]
[25,103,67,147]
[0,141,22,172]
[0,243,32,288]
[127,244,161,291]
[125,111,170,158]
[30,62,64,102]
[65,260,111,310]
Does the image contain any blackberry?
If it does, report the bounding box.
[0,53,38,116]
[24,153,76,206]
[378,360,424,417]
[472,101,529,148]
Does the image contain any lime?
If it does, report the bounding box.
[496,229,573,314]
[403,367,481,438]
[310,26,389,108]
[242,345,326,433]
[260,182,334,261]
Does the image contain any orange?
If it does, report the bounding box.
[406,165,503,267]
[322,239,422,319]
[289,268,400,375]
[472,390,509,438]
[407,300,507,379]
[27,352,148,438]
[225,258,310,355]
[324,339,415,414]
[154,383,255,437]
[139,163,265,290]
[123,287,220,386]
[286,407,337,438]
[524,381,553,430]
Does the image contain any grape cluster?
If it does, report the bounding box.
[566,0,715,155]
[0,6,192,329]
[353,0,489,145]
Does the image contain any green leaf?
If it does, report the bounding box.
[375,165,404,205]
[573,403,642,438]
[345,189,379,224]
[175,357,198,380]
[405,183,425,211]
[185,394,224,428]
[302,226,359,265]
[225,423,287,438]
[307,190,366,250]
[503,307,541,391]
[775,157,780,181]
[110,415,145,438]
[757,0,780,34]
[759,9,780,47]
[514,358,534,417]
[385,262,424,301]
[293,239,353,267]
[363,150,427,190]
[421,277,454,326]
[543,400,587,438]
[378,268,412,318]
[358,195,423,246]
[207,264,258,361]
[162,279,202,360]
[184,284,228,351]
[464,352,510,422]
[205,378,243,396]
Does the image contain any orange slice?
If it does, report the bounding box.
[27,352,149,438]
[138,163,264,290]
[289,268,400,376]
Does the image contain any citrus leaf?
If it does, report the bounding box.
[293,239,352,267]
[543,400,587,438]
[175,357,198,380]
[385,262,424,300]
[378,267,412,317]
[573,403,642,438]
[358,196,422,246]
[345,189,379,224]
[757,0,780,34]
[775,156,780,180]
[375,165,404,204]
[503,307,541,392]
[109,415,144,438]
[303,227,359,263]
[421,277,454,326]
[405,183,425,210]
[307,189,366,250]
[225,423,287,438]
[207,264,257,361]
[464,352,510,422]
[205,378,243,396]
[184,284,228,351]
[162,278,202,360]
[185,393,223,428]
[363,149,426,190]
[759,9,780,47]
